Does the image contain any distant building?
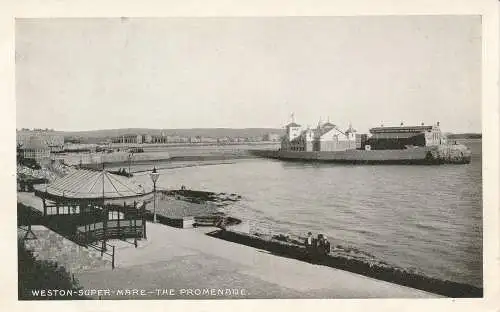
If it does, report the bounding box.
[200,137,218,143]
[245,136,262,142]
[217,137,231,144]
[19,136,50,162]
[366,123,443,150]
[17,129,64,153]
[263,133,281,142]
[165,135,178,143]
[150,135,166,144]
[281,119,357,152]
[111,134,140,144]
[64,143,97,152]
[355,134,368,150]
[143,134,152,143]
[164,135,189,143]
[189,136,201,144]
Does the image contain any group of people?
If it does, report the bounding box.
[304,232,331,257]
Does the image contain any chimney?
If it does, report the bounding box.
[437,121,440,127]
[421,122,424,126]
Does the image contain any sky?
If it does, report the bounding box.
[16,16,481,134]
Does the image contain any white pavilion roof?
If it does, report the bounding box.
[34,169,148,200]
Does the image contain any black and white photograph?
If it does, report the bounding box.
[5,1,499,308]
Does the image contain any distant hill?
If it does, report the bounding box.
[59,128,285,143]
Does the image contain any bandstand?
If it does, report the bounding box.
[30,169,152,267]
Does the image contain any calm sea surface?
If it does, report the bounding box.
[133,140,482,288]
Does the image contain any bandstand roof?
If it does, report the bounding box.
[34,169,149,201]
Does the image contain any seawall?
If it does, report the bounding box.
[208,230,482,298]
[61,152,171,167]
[249,145,471,164]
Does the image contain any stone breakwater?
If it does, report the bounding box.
[207,230,482,298]
[249,144,472,165]
[142,190,243,227]
[162,189,242,206]
[61,152,171,167]
[19,226,111,274]
[64,149,256,169]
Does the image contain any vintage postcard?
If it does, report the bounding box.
[2,0,499,312]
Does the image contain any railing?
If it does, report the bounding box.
[75,220,143,245]
[87,241,116,269]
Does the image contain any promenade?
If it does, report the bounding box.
[17,192,440,299]
[74,222,440,299]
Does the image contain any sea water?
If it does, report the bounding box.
[132,140,482,288]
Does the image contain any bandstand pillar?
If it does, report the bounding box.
[102,203,108,252]
[133,201,138,247]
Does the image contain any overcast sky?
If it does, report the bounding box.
[16,16,481,133]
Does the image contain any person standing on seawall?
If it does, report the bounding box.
[323,236,331,255]
[316,234,326,256]
[304,232,314,258]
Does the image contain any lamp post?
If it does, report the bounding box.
[149,167,160,223]
[128,152,133,175]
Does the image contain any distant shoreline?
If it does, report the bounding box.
[78,154,256,170]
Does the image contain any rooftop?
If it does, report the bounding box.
[369,132,424,140]
[34,169,148,200]
[369,125,434,134]
[322,122,336,128]
[345,124,357,133]
[286,122,301,128]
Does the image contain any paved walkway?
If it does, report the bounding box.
[17,192,440,299]
[76,222,439,299]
